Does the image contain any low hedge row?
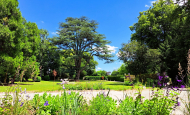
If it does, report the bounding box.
[84,76,108,80]
[107,76,124,82]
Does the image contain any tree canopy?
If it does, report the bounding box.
[127,0,190,83]
[49,16,115,80]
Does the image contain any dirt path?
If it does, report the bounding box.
[0,88,188,114]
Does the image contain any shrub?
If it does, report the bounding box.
[124,80,133,86]
[146,78,154,87]
[43,75,50,81]
[15,77,20,82]
[28,79,33,82]
[107,76,124,82]
[104,76,108,80]
[84,76,101,80]
[35,76,41,82]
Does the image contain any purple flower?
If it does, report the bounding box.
[20,102,24,107]
[26,95,30,98]
[44,101,49,106]
[19,99,21,102]
[177,102,180,106]
[153,84,155,88]
[181,85,185,88]
[61,81,65,84]
[63,85,65,89]
[102,92,106,97]
[37,107,39,109]
[158,76,163,81]
[24,88,26,94]
[68,91,71,95]
[158,81,162,86]
[177,80,182,82]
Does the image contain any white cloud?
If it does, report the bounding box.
[149,0,186,6]
[92,45,118,55]
[145,5,150,7]
[51,32,59,35]
[151,0,157,5]
[116,51,130,58]
[172,0,188,6]
[97,67,101,70]
[41,21,44,23]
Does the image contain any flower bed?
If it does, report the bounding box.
[0,82,183,115]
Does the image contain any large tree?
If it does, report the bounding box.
[0,0,25,83]
[128,0,190,82]
[20,18,41,82]
[117,63,129,76]
[37,29,50,78]
[49,16,115,80]
[118,40,161,76]
[57,49,98,79]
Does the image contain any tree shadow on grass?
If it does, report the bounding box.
[45,80,62,82]
[0,83,34,86]
[106,83,125,86]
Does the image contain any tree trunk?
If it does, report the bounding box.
[4,72,7,84]
[76,70,81,81]
[12,73,16,84]
[40,66,42,78]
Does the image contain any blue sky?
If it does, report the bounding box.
[17,0,158,73]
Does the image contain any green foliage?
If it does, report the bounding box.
[49,16,115,80]
[107,76,124,82]
[117,89,177,114]
[0,83,180,115]
[35,76,41,82]
[79,70,87,79]
[124,81,133,86]
[117,63,129,76]
[84,76,101,81]
[107,75,111,77]
[43,75,50,81]
[127,0,190,81]
[31,91,87,115]
[86,93,117,114]
[61,82,105,90]
[96,70,107,76]
[0,0,25,83]
[118,40,161,76]
[111,70,119,76]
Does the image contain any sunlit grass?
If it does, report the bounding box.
[0,80,153,93]
[0,80,62,93]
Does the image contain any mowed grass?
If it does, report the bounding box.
[0,80,153,93]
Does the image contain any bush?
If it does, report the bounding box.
[107,76,124,82]
[124,80,133,86]
[28,79,33,82]
[43,75,50,81]
[84,76,101,80]
[15,77,20,82]
[35,76,41,82]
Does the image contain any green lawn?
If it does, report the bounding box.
[0,80,158,93]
